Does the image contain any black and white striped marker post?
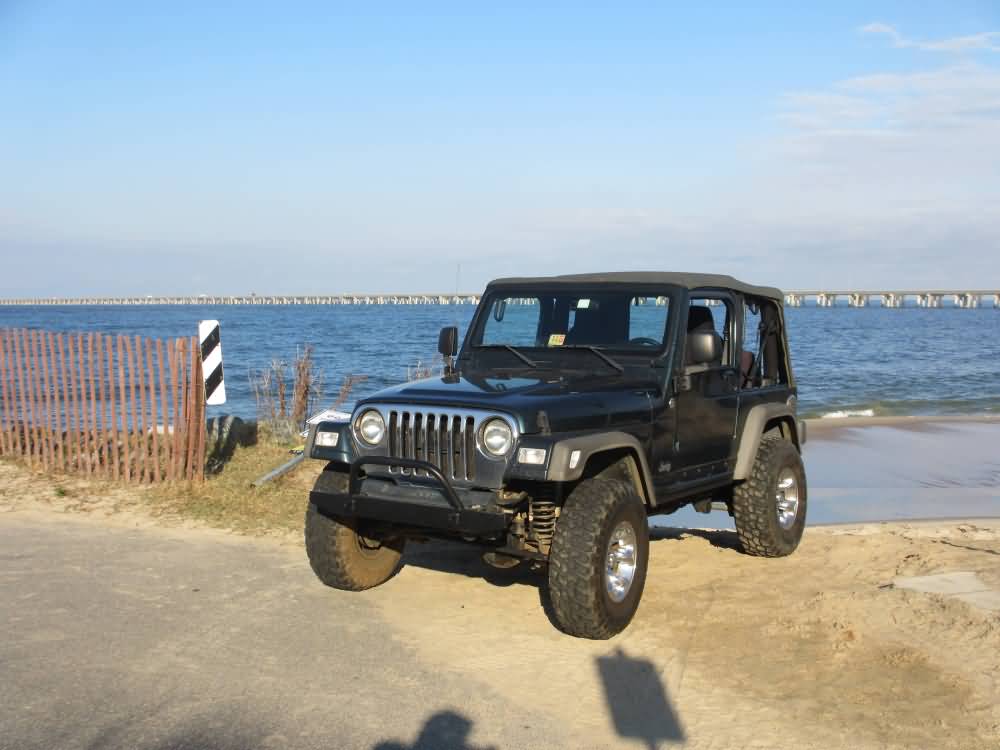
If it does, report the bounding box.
[199,320,226,405]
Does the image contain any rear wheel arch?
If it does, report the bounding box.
[734,404,800,481]
[764,416,800,448]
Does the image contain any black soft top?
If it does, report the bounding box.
[487,272,783,300]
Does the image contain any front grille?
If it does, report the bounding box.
[386,409,477,481]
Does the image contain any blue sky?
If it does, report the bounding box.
[2,1,998,295]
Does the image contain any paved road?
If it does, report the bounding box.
[0,513,574,750]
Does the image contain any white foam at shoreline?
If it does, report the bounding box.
[820,409,876,419]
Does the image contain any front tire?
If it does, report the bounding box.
[732,435,807,557]
[547,478,649,639]
[305,470,405,591]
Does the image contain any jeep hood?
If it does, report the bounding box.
[359,370,658,434]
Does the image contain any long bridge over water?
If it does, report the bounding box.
[1,290,998,308]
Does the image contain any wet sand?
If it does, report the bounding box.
[663,416,1000,529]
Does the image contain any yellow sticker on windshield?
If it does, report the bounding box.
[548,334,566,347]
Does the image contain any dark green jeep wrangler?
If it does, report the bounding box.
[305,273,807,639]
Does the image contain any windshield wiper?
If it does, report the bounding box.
[474,344,538,368]
[561,346,625,373]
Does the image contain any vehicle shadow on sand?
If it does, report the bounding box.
[648,525,741,550]
[398,525,741,632]
[400,525,741,587]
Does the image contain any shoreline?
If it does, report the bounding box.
[804,413,1000,436]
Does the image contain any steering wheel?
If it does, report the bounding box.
[628,337,660,347]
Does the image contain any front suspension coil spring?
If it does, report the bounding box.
[528,498,558,548]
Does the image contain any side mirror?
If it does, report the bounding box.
[686,331,722,365]
[438,326,458,358]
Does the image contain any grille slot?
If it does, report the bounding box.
[384,409,478,481]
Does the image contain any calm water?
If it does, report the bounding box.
[1,304,998,420]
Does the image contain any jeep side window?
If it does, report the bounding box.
[742,301,763,387]
[687,296,732,366]
[742,296,788,387]
[481,297,541,347]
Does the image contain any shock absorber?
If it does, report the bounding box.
[528,497,558,552]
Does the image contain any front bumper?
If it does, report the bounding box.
[308,457,509,536]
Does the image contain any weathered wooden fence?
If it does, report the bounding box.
[0,328,206,482]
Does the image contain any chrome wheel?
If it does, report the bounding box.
[605,521,638,603]
[776,469,800,529]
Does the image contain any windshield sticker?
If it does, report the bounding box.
[548,333,566,347]
[577,298,591,309]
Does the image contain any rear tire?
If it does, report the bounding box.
[305,470,405,591]
[547,478,649,639]
[732,435,807,557]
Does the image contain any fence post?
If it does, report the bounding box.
[75,334,91,477]
[193,337,206,481]
[37,331,54,470]
[105,336,120,481]
[185,338,198,481]
[117,335,131,482]
[144,339,160,482]
[46,333,65,471]
[131,336,148,483]
[91,333,105,478]
[20,331,34,462]
[156,339,170,482]
[170,338,184,482]
[0,331,10,456]
[57,334,74,469]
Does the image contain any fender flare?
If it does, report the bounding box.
[546,431,658,506]
[733,403,801,480]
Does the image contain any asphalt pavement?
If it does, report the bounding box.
[0,513,568,750]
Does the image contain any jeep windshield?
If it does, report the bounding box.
[464,287,675,370]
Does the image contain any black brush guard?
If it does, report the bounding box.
[308,457,508,535]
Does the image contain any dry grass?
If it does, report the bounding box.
[250,345,325,441]
[147,441,326,534]
[1,441,327,537]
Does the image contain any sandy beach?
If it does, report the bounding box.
[2,416,999,749]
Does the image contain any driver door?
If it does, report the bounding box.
[671,294,740,479]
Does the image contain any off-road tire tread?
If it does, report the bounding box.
[305,471,404,591]
[732,435,804,557]
[548,478,646,639]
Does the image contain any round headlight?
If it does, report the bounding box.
[356,409,386,446]
[481,418,513,457]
